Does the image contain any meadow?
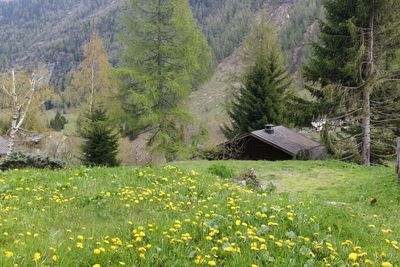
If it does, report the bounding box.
[0,160,399,266]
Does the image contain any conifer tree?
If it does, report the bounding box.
[222,17,291,139]
[303,0,400,165]
[80,108,119,167]
[116,0,212,159]
[50,111,68,131]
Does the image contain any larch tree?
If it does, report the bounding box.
[303,0,400,165]
[116,0,212,160]
[68,32,113,113]
[222,15,291,139]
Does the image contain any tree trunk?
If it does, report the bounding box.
[361,14,374,166]
[361,87,371,166]
[90,62,95,114]
[7,126,17,157]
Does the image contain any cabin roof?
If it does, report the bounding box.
[250,126,321,156]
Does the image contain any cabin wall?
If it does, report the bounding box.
[226,136,293,161]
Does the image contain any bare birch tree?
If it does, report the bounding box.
[0,69,44,156]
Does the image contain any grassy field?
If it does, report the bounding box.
[0,161,399,266]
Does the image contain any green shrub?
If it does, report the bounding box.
[49,111,68,131]
[207,163,234,178]
[0,152,65,171]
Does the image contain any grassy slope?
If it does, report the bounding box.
[0,161,399,266]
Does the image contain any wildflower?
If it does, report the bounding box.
[119,262,126,265]
[93,264,101,267]
[365,259,374,265]
[93,248,101,255]
[342,240,353,246]
[208,260,216,266]
[52,255,58,262]
[4,251,13,258]
[76,242,84,248]
[381,263,393,267]
[348,253,358,261]
[252,265,258,267]
[33,252,41,261]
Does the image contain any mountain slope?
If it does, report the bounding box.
[0,0,321,90]
[0,0,123,89]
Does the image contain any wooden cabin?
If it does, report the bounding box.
[221,125,324,161]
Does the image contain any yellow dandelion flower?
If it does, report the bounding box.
[93,264,101,267]
[381,262,393,267]
[4,251,14,258]
[348,253,358,261]
[208,260,216,266]
[93,248,101,255]
[52,255,58,262]
[33,252,41,261]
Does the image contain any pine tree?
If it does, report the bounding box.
[116,0,212,159]
[80,109,119,167]
[303,0,400,165]
[222,17,291,139]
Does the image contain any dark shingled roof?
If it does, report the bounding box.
[250,126,322,156]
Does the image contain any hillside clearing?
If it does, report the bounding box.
[0,161,399,266]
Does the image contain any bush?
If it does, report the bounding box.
[49,111,68,131]
[0,152,65,171]
[207,163,234,178]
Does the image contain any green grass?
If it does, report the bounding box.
[0,161,399,266]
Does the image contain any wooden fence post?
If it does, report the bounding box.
[396,138,400,181]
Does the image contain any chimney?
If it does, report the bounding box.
[265,124,274,134]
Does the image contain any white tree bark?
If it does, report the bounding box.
[1,69,38,157]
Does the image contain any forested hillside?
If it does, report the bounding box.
[0,0,322,89]
[0,0,122,90]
